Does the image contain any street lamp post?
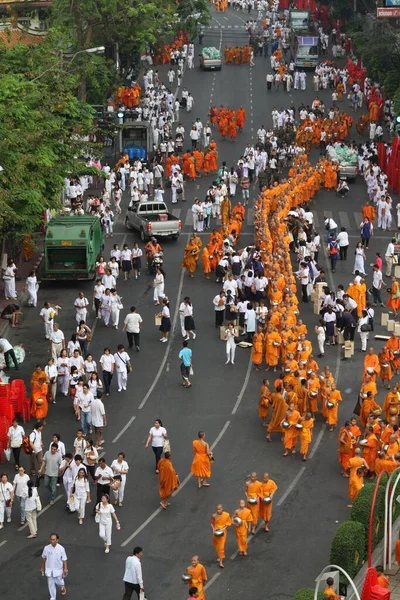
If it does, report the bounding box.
[30,46,105,82]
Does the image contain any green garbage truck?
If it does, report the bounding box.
[43,215,104,280]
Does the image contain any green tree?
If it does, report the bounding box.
[176,0,211,38]
[0,44,98,234]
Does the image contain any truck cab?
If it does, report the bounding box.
[44,216,104,280]
[294,36,319,68]
[120,119,153,161]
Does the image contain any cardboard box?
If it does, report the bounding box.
[387,319,395,332]
[381,313,389,327]
[337,331,345,344]
[344,340,354,357]
[395,323,400,336]
[395,265,400,279]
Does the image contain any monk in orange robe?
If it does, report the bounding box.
[211,504,232,568]
[282,403,301,456]
[386,333,400,372]
[325,578,340,600]
[258,379,270,426]
[201,246,212,279]
[245,472,262,534]
[229,119,237,140]
[258,473,278,531]
[375,451,398,475]
[382,385,400,422]
[31,377,49,421]
[348,467,364,505]
[362,426,378,473]
[360,389,380,428]
[266,387,288,441]
[218,116,229,138]
[338,422,353,476]
[186,556,207,600]
[236,107,246,130]
[326,385,342,430]
[191,431,211,488]
[362,201,375,223]
[232,499,252,555]
[182,235,202,277]
[300,413,314,460]
[252,328,264,370]
[376,566,390,589]
[158,452,179,509]
[265,327,281,370]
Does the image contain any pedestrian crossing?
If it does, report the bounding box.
[205,25,247,29]
[312,210,363,233]
[171,207,254,228]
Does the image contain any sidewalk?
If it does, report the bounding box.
[387,565,400,599]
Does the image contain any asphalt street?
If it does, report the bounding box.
[0,6,397,600]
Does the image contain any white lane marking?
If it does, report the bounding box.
[338,211,351,231]
[0,540,7,548]
[276,467,306,507]
[18,494,63,531]
[354,212,362,227]
[121,507,163,547]
[312,211,320,228]
[185,211,194,226]
[224,16,229,20]
[204,573,221,590]
[231,356,252,415]
[120,420,231,546]
[112,416,136,443]
[247,208,254,226]
[309,425,325,460]
[172,208,180,218]
[137,237,188,411]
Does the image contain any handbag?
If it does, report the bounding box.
[95,503,100,523]
[393,255,399,265]
[4,448,11,461]
[67,495,76,512]
[117,302,124,310]
[163,438,171,454]
[117,352,132,374]
[189,366,194,376]
[360,323,372,332]
[35,495,42,512]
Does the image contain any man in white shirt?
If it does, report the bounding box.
[49,324,65,362]
[122,306,143,351]
[123,546,144,599]
[385,238,396,277]
[337,227,349,261]
[114,344,132,392]
[76,384,94,436]
[372,264,384,306]
[296,261,310,303]
[41,533,68,600]
[91,391,106,450]
[40,302,55,339]
[74,292,89,325]
[69,350,85,375]
[29,422,44,475]
[94,457,113,509]
[7,418,24,469]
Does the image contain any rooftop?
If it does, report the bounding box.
[0,27,46,47]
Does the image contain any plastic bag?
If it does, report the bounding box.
[13,345,25,365]
[4,448,11,461]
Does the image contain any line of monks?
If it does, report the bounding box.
[215,0,228,11]
[153,31,189,65]
[337,337,400,505]
[224,46,253,65]
[209,105,246,140]
[296,112,353,150]
[113,83,141,108]
[166,141,219,179]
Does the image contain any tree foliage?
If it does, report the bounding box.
[0,43,98,234]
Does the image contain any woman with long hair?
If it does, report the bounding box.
[95,494,120,553]
[72,467,91,525]
[83,438,98,483]
[24,480,39,538]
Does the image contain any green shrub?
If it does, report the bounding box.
[330,521,366,579]
[293,589,324,600]
[350,483,385,551]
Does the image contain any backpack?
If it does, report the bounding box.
[22,434,33,454]
[329,243,338,256]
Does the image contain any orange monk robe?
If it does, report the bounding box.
[265,332,282,366]
[209,150,218,173]
[362,204,375,222]
[236,108,246,130]
[182,240,200,274]
[381,425,396,445]
[382,391,400,423]
[284,410,301,449]
[258,479,278,522]
[229,120,237,139]
[363,354,380,381]
[252,332,264,366]
[267,393,288,434]
[385,441,399,458]
[234,508,252,552]
[191,439,211,479]
[375,456,397,475]
[246,480,262,525]
[346,283,364,317]
[325,586,340,600]
[158,457,179,500]
[201,247,212,276]
[348,469,363,502]
[308,378,321,413]
[182,153,191,177]
[188,156,196,180]
[232,204,245,223]
[326,390,342,426]
[387,336,400,370]
[362,433,378,471]
[193,150,204,175]
[377,574,390,589]
[186,564,207,600]
[380,349,394,381]
[212,512,232,558]
[258,387,270,421]
[218,117,229,138]
[338,427,352,472]
[396,538,400,566]
[31,381,49,420]
[360,396,381,428]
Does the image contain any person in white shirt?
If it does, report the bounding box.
[111,452,129,506]
[40,533,68,598]
[71,467,91,525]
[7,418,25,469]
[40,302,55,339]
[114,344,131,392]
[91,391,106,449]
[12,465,29,525]
[385,238,396,277]
[29,422,44,475]
[296,262,310,303]
[49,324,65,362]
[100,347,115,396]
[96,493,120,553]
[123,546,144,598]
[74,292,89,325]
[122,306,143,351]
[337,227,349,261]
[75,384,94,436]
[145,419,168,472]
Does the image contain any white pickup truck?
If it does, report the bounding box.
[124,200,182,242]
